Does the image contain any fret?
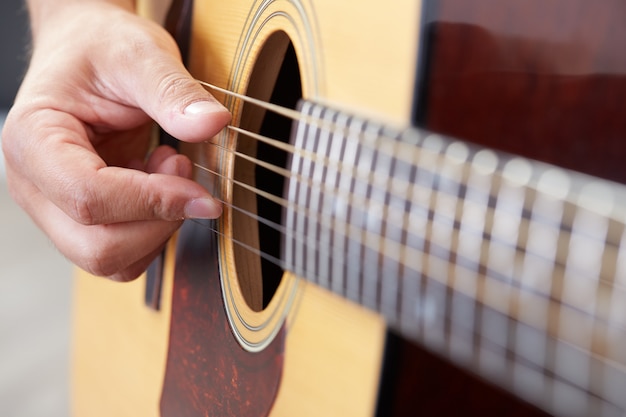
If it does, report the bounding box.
[282,104,300,279]
[478,306,510,380]
[561,205,608,364]
[328,111,351,296]
[313,107,337,291]
[470,151,507,387]
[281,100,626,417]
[380,131,407,323]
[554,332,593,412]
[296,104,318,282]
[615,231,626,286]
[449,278,478,364]
[527,177,567,402]
[343,117,368,304]
[511,321,550,411]
[398,140,424,337]
[304,103,326,286]
[412,135,446,345]
[443,143,475,361]
[283,100,314,281]
[356,118,380,311]
[456,149,496,367]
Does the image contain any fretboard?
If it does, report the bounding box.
[282,100,626,417]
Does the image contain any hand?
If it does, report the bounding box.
[1,2,231,281]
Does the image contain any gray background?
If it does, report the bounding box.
[0,0,29,107]
[1,1,73,416]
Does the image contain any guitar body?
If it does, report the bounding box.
[72,0,626,416]
[73,0,414,416]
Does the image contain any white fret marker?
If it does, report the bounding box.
[422,134,445,153]
[472,149,498,176]
[503,158,533,186]
[446,141,470,164]
[578,182,615,218]
[537,168,571,200]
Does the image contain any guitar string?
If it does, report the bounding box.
[193,156,626,340]
[188,80,624,400]
[213,99,626,334]
[192,84,626,334]
[194,81,626,345]
[202,79,508,191]
[199,127,625,295]
[200,80,626,226]
[194,83,617,330]
[201,136,625,289]
[186,216,624,407]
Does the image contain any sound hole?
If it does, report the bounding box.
[233,32,302,312]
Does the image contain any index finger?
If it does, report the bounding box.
[9,112,221,225]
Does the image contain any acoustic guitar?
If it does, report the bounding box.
[71,0,626,416]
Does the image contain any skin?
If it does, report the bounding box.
[1,0,231,281]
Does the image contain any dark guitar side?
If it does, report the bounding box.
[418,0,626,183]
[380,0,626,415]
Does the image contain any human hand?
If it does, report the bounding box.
[1,2,231,281]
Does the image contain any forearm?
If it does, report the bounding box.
[26,0,136,39]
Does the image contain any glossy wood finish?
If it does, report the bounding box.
[160,221,284,417]
[419,0,626,183]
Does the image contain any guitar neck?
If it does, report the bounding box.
[281,100,626,417]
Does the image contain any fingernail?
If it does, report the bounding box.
[184,198,222,219]
[184,100,227,115]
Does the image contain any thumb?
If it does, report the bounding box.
[117,30,231,142]
[147,72,232,142]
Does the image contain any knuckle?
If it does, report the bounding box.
[107,23,179,76]
[142,176,183,221]
[1,109,27,166]
[76,238,156,282]
[111,23,160,60]
[78,245,118,278]
[77,238,133,280]
[1,122,14,156]
[150,196,178,221]
[67,182,100,225]
[84,260,116,280]
[110,267,146,283]
[156,72,194,107]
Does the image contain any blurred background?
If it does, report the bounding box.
[0,0,73,416]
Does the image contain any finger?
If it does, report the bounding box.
[20,4,231,143]
[52,150,221,225]
[144,145,191,177]
[6,108,220,225]
[23,183,183,280]
[103,21,232,143]
[72,220,181,281]
[109,244,170,283]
